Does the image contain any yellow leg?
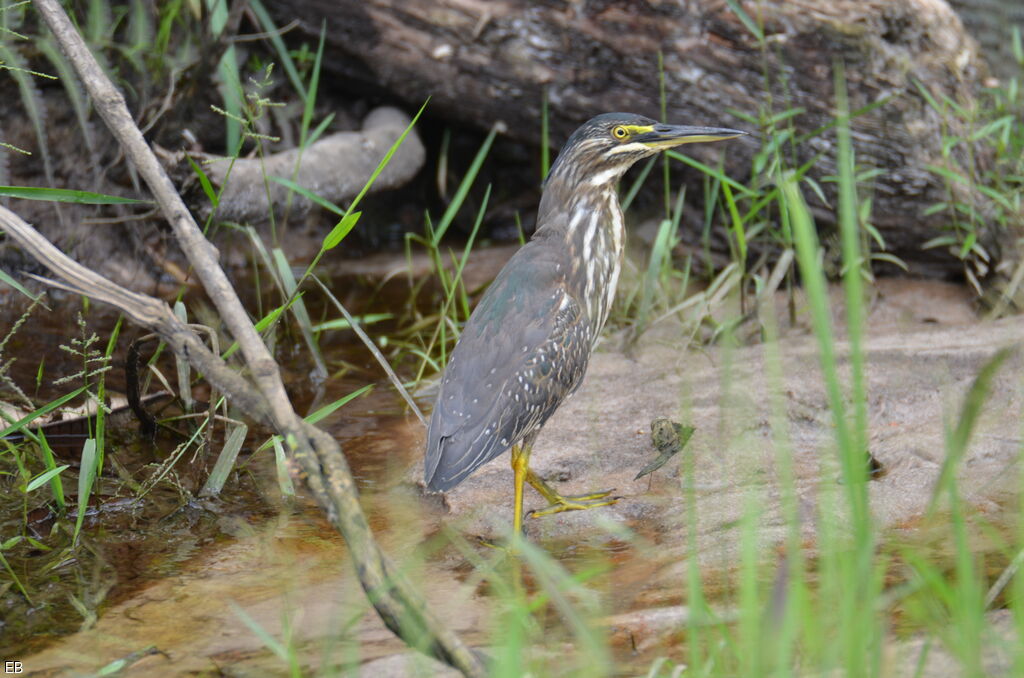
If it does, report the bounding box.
[524,467,619,519]
[510,443,530,535]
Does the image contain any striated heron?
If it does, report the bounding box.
[425,113,745,534]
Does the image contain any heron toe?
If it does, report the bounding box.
[527,491,620,519]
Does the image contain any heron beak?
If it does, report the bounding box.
[637,124,747,148]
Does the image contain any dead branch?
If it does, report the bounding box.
[25,1,486,675]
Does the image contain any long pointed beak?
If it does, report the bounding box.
[637,124,748,148]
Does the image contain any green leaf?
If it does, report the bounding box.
[348,99,429,221]
[666,151,756,197]
[299,21,327,149]
[38,431,65,511]
[0,385,89,439]
[0,268,39,300]
[322,211,361,250]
[0,185,148,205]
[269,176,344,215]
[304,384,373,424]
[272,248,326,378]
[306,112,335,147]
[74,438,98,543]
[723,182,746,262]
[248,0,306,98]
[186,155,218,207]
[870,252,908,270]
[200,423,248,498]
[432,124,496,246]
[255,384,373,455]
[311,313,392,332]
[724,0,764,41]
[25,464,68,493]
[272,437,295,497]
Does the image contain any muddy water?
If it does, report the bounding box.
[5,269,1023,676]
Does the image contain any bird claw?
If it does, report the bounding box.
[561,487,618,502]
[527,489,619,519]
[476,535,513,552]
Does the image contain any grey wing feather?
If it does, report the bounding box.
[425,240,592,491]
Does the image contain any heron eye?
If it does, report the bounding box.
[612,126,628,140]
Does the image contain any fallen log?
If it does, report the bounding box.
[270,0,1002,280]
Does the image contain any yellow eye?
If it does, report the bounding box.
[612,125,629,140]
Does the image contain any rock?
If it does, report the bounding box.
[179,107,426,225]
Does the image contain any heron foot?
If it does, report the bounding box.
[527,490,619,519]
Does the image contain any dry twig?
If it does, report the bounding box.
[13,2,485,675]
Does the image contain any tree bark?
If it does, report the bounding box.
[271,0,1001,279]
[948,0,1024,81]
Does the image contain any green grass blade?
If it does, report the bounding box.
[254,384,372,454]
[637,217,676,332]
[37,431,66,511]
[173,303,193,412]
[200,423,248,497]
[722,181,747,263]
[725,0,764,41]
[667,150,757,197]
[222,301,290,359]
[835,60,868,461]
[305,112,335,147]
[204,0,242,151]
[620,156,657,212]
[272,437,296,497]
[24,463,68,493]
[299,21,326,149]
[271,247,327,379]
[345,99,429,222]
[186,155,219,207]
[230,601,292,661]
[0,546,30,601]
[0,185,148,204]
[0,384,89,438]
[37,37,96,157]
[834,60,878,678]
[73,438,97,544]
[216,46,243,153]
[781,177,853,462]
[248,0,307,99]
[927,348,1011,514]
[304,384,373,424]
[269,176,345,215]
[432,125,497,246]
[322,211,361,250]
[0,268,39,299]
[311,313,391,332]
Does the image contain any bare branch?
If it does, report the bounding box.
[24,1,485,674]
